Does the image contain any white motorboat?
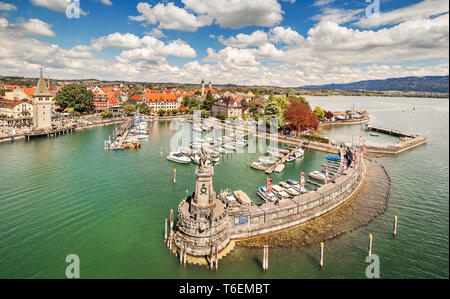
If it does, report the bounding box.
[251,162,269,171]
[258,157,276,165]
[309,170,326,182]
[257,186,278,202]
[275,164,285,173]
[287,180,307,193]
[167,152,191,164]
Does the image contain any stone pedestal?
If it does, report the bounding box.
[174,153,230,256]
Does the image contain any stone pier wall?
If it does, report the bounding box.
[227,154,364,240]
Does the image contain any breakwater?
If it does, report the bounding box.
[318,116,369,127]
[170,146,367,265]
[237,159,390,248]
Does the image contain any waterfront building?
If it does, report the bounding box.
[144,89,182,111]
[0,98,33,126]
[32,69,53,130]
[93,94,121,111]
[211,96,243,118]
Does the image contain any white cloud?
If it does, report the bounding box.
[181,0,283,29]
[31,0,88,16]
[145,28,167,38]
[312,0,334,6]
[269,26,304,46]
[218,30,268,48]
[129,2,212,32]
[0,17,56,37]
[0,1,17,11]
[312,7,364,24]
[101,0,112,6]
[90,33,196,61]
[355,0,449,28]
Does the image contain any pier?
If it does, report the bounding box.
[265,146,302,174]
[364,125,428,155]
[24,127,75,140]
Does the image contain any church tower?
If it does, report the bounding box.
[32,68,53,130]
[201,79,205,96]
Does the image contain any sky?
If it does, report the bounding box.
[0,0,448,86]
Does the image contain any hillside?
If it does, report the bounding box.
[302,76,449,93]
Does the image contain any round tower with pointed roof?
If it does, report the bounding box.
[32,68,53,130]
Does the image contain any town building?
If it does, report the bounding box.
[93,94,121,111]
[32,69,53,130]
[144,89,182,111]
[211,96,243,118]
[0,98,33,126]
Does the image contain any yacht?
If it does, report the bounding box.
[251,162,269,171]
[287,180,307,193]
[167,152,191,164]
[258,157,276,165]
[309,171,326,182]
[257,186,278,202]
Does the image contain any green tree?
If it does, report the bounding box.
[122,104,136,116]
[264,98,284,128]
[202,90,215,111]
[137,103,151,115]
[314,106,325,119]
[201,110,210,118]
[216,114,226,121]
[158,110,167,117]
[101,110,113,118]
[55,84,94,113]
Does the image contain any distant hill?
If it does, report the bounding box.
[302,76,449,93]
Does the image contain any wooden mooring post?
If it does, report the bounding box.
[164,218,168,243]
[320,242,324,268]
[262,245,269,271]
[393,216,398,236]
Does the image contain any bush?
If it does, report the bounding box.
[101,110,113,119]
[216,114,226,121]
[298,134,330,144]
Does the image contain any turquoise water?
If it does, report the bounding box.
[0,96,448,278]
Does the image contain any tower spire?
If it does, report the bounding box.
[33,66,52,96]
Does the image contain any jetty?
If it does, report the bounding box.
[364,125,428,155]
[265,146,301,174]
[24,127,75,140]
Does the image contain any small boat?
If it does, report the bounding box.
[309,170,326,182]
[167,152,191,164]
[223,143,236,150]
[269,147,289,154]
[287,180,307,193]
[258,157,276,165]
[285,187,300,197]
[257,186,278,202]
[251,162,269,171]
[286,155,296,162]
[193,125,203,133]
[370,133,379,137]
[275,164,285,173]
[326,155,341,161]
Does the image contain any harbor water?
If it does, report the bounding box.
[0,96,448,278]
